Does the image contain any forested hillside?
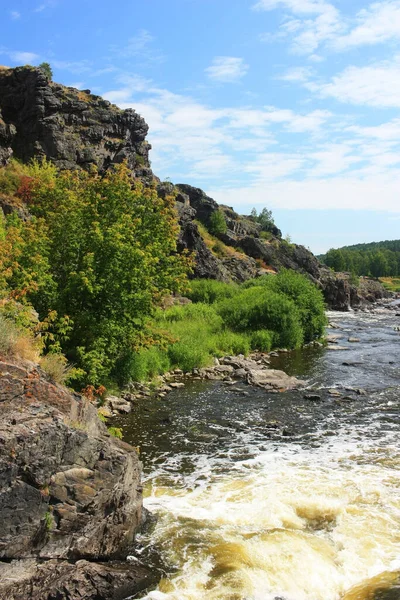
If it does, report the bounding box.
[320,240,400,277]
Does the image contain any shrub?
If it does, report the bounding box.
[216,287,304,349]
[209,210,227,235]
[38,62,53,80]
[108,426,123,439]
[243,270,326,343]
[250,329,274,352]
[186,280,239,304]
[266,270,326,343]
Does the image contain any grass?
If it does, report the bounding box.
[379,277,400,292]
[0,315,40,361]
[195,221,249,261]
[40,353,72,384]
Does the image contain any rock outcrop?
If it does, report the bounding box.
[0,358,148,600]
[0,66,152,181]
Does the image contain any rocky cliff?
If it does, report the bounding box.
[0,66,152,181]
[0,65,388,310]
[0,358,150,600]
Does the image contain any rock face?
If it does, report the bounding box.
[319,270,389,310]
[0,358,148,599]
[0,66,152,180]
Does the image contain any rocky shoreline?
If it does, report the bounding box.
[102,351,309,418]
[0,358,152,600]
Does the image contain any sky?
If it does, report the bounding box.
[2,0,400,253]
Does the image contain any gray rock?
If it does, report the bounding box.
[0,358,144,595]
[246,368,304,391]
[0,66,152,181]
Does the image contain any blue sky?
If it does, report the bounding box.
[2,0,400,252]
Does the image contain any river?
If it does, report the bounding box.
[114,303,400,600]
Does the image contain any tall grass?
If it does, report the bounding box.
[0,315,40,361]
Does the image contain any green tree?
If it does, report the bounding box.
[209,209,227,235]
[38,62,53,80]
[1,160,192,385]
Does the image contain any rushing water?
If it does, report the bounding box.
[115,303,400,600]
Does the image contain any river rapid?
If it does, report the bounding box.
[116,303,400,600]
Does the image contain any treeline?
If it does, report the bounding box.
[0,160,326,389]
[321,240,400,277]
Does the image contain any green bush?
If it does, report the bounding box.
[208,210,227,235]
[168,341,210,372]
[186,279,239,304]
[208,330,251,357]
[243,270,326,343]
[121,346,170,383]
[250,329,274,352]
[217,286,304,349]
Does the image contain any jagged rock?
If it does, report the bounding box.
[0,558,152,600]
[0,107,15,166]
[176,183,219,224]
[0,358,145,596]
[0,66,152,180]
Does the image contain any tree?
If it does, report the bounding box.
[2,160,192,385]
[209,209,227,235]
[38,62,53,80]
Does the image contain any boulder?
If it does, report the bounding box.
[246,368,305,391]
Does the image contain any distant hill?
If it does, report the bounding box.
[319,240,400,277]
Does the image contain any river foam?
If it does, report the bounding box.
[138,422,400,600]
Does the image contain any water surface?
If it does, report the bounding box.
[115,304,400,600]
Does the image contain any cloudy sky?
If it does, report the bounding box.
[2,0,400,252]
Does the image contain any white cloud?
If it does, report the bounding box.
[103,74,333,183]
[110,30,164,63]
[34,1,57,12]
[8,51,39,64]
[256,0,400,54]
[52,59,92,74]
[205,57,249,82]
[348,118,400,140]
[10,11,21,20]
[254,0,341,54]
[253,0,332,15]
[209,174,400,213]
[310,56,400,107]
[279,66,313,81]
[333,1,400,50]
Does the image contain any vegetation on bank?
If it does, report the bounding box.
[320,240,400,277]
[379,277,400,293]
[126,272,327,382]
[0,159,327,389]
